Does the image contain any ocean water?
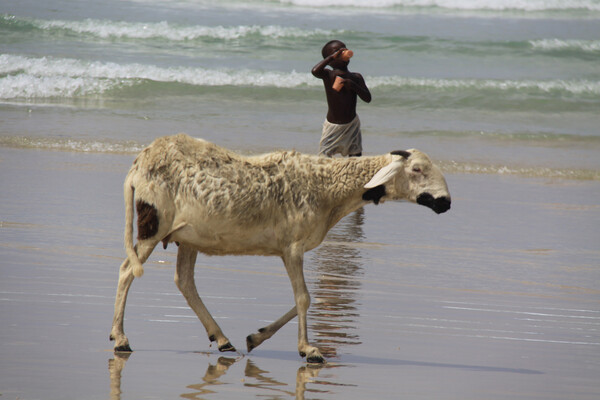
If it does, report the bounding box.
[1,0,600,179]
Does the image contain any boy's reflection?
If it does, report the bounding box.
[308,209,365,358]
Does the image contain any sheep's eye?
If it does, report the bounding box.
[412,166,422,173]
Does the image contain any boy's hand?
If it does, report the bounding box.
[331,48,346,59]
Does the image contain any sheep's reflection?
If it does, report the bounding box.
[108,352,130,400]
[107,354,335,400]
[181,356,237,399]
[308,209,365,358]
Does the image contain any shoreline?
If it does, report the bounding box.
[1,136,599,181]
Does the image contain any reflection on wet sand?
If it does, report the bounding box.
[181,356,237,399]
[308,209,365,358]
[108,350,540,400]
[108,352,130,400]
[108,354,335,400]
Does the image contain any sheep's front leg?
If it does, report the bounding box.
[283,245,324,364]
[174,244,235,352]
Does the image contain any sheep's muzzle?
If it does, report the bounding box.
[417,193,451,214]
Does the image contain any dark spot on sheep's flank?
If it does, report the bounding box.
[136,200,159,240]
[362,185,386,205]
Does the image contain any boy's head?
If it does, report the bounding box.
[322,40,346,58]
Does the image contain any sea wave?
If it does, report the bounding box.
[0,14,337,41]
[278,0,600,12]
[529,39,600,54]
[3,15,599,62]
[0,54,315,98]
[370,76,600,96]
[2,54,598,99]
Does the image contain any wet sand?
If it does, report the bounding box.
[1,146,599,399]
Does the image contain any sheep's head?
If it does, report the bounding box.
[363,150,451,214]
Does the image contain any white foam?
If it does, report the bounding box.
[27,17,335,41]
[0,74,120,98]
[370,76,600,95]
[0,136,146,154]
[0,54,318,98]
[530,39,600,53]
[280,0,600,11]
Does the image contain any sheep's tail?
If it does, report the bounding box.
[124,176,144,278]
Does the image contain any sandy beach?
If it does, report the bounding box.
[1,146,599,399]
[2,1,600,397]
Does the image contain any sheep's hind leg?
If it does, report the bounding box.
[110,241,158,352]
[246,306,297,352]
[174,243,235,352]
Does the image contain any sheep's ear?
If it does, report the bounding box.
[364,160,403,189]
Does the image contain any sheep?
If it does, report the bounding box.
[109,133,451,363]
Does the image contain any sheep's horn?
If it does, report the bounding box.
[391,150,411,158]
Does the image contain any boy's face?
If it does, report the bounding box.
[326,41,349,68]
[325,41,346,58]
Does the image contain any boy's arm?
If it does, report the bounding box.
[345,73,372,103]
[311,49,344,79]
[311,58,330,79]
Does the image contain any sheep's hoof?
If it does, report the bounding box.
[301,348,325,364]
[114,344,133,353]
[306,354,325,364]
[218,342,236,352]
[246,335,256,352]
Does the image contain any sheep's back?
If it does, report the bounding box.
[131,134,328,224]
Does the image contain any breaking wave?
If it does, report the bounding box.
[2,55,598,100]
[277,0,600,12]
[0,14,337,41]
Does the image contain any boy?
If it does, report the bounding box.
[311,40,371,157]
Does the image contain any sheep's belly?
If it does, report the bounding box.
[170,223,282,257]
